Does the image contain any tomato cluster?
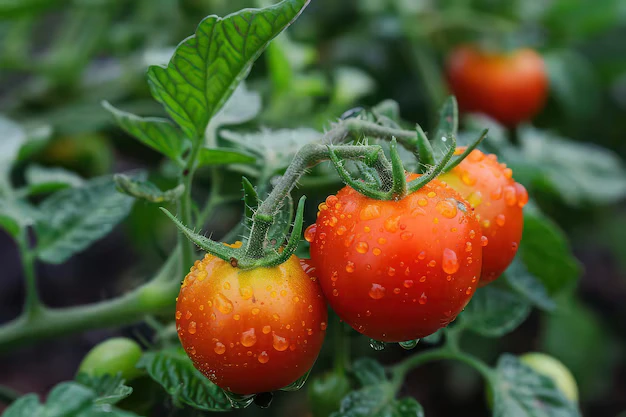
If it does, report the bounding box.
[175,147,527,395]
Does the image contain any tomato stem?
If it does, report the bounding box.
[17,230,44,319]
[179,136,203,273]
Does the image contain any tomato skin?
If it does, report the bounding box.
[520,353,579,402]
[176,251,328,395]
[446,45,548,126]
[308,176,482,342]
[78,337,143,381]
[440,148,527,285]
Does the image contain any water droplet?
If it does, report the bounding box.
[483,220,491,228]
[465,242,472,252]
[399,339,419,350]
[304,224,317,242]
[373,248,382,256]
[384,216,400,233]
[346,261,355,273]
[419,293,428,305]
[436,200,458,218]
[503,186,517,206]
[223,282,231,290]
[465,287,473,295]
[419,276,426,283]
[332,289,339,297]
[490,186,503,200]
[185,311,192,319]
[197,270,207,281]
[378,237,387,245]
[329,216,338,227]
[496,214,506,226]
[468,149,484,162]
[337,225,347,235]
[326,195,338,207]
[344,234,355,247]
[240,286,253,300]
[175,311,182,320]
[467,191,483,207]
[356,241,369,254]
[369,339,385,351]
[427,191,437,198]
[234,314,240,321]
[366,310,372,316]
[404,279,414,288]
[400,231,414,241]
[258,351,270,364]
[469,230,476,239]
[418,251,426,260]
[293,296,300,303]
[481,236,489,247]
[503,168,513,179]
[188,321,197,334]
[461,171,477,186]
[263,325,271,334]
[318,203,328,211]
[320,322,327,330]
[272,333,289,351]
[387,267,396,276]
[393,287,401,294]
[515,183,528,207]
[364,226,371,233]
[214,342,226,354]
[241,328,257,347]
[360,204,381,220]
[369,283,386,300]
[273,313,280,321]
[512,242,519,251]
[308,305,314,313]
[252,307,261,315]
[428,260,436,267]
[418,198,428,207]
[442,248,459,274]
[215,293,233,315]
[318,232,327,240]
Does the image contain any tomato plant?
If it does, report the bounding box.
[1,1,624,417]
[446,45,548,126]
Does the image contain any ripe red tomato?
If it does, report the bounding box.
[440,148,528,285]
[446,45,548,126]
[176,248,327,395]
[307,176,482,342]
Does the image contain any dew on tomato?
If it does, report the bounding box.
[176,252,327,394]
[310,176,482,342]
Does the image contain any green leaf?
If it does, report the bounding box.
[504,258,556,311]
[35,176,136,264]
[114,174,184,203]
[196,148,256,168]
[206,82,262,133]
[75,373,133,406]
[137,349,231,412]
[103,101,188,162]
[221,127,321,173]
[352,358,387,386]
[521,208,581,294]
[461,286,531,337]
[0,116,26,190]
[0,199,37,238]
[266,193,293,248]
[2,382,139,417]
[493,354,581,417]
[146,0,310,140]
[332,67,376,106]
[430,96,458,163]
[517,127,626,205]
[331,385,424,417]
[25,165,85,195]
[421,328,443,345]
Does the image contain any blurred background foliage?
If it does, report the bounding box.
[1,0,625,416]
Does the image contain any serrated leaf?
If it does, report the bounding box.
[35,176,135,264]
[196,148,256,168]
[461,286,531,337]
[114,174,184,203]
[267,194,293,248]
[146,0,310,140]
[2,382,139,417]
[103,101,188,162]
[521,208,581,294]
[75,373,133,406]
[25,165,84,195]
[331,385,424,417]
[493,354,581,417]
[352,358,387,387]
[137,349,231,412]
[504,258,556,311]
[430,96,458,163]
[0,116,26,189]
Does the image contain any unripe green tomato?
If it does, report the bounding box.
[520,353,579,402]
[78,338,143,381]
[308,372,351,417]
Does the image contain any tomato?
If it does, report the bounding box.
[446,45,548,126]
[440,148,528,285]
[308,372,351,417]
[78,337,143,381]
[520,353,579,402]
[307,176,482,342]
[176,248,328,395]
